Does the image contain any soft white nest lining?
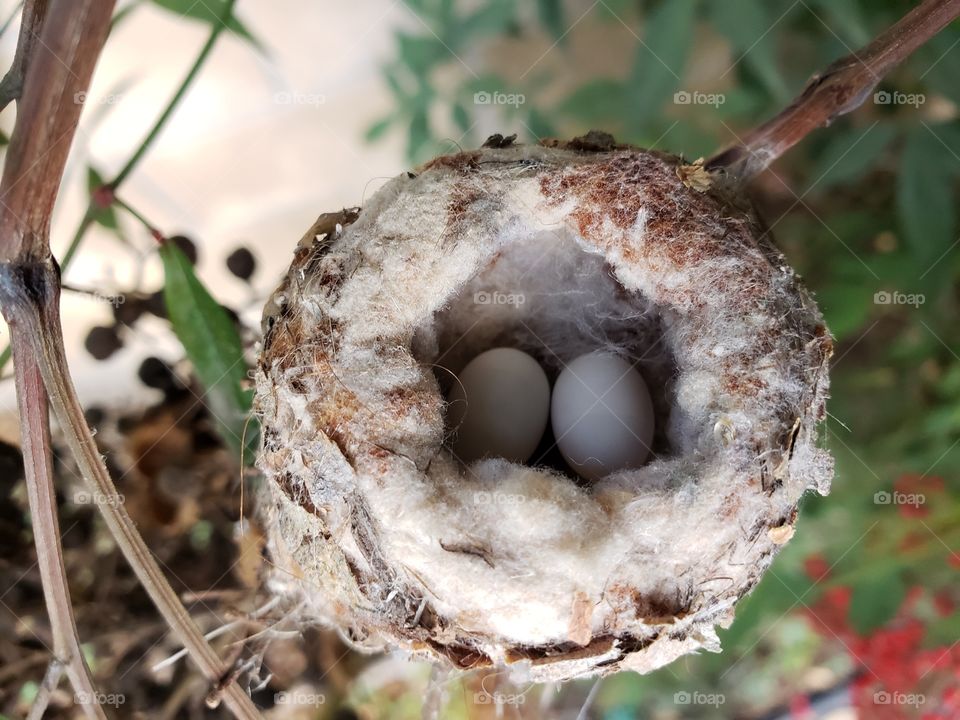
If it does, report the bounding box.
[256,142,833,680]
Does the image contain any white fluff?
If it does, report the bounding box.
[255,141,833,681]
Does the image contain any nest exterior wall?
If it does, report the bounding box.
[255,139,834,681]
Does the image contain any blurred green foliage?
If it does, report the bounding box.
[366,0,960,716]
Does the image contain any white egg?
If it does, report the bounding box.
[551,352,655,481]
[446,347,551,464]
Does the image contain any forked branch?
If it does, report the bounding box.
[0,0,48,111]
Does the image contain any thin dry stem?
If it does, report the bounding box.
[13,348,105,720]
[0,0,48,112]
[707,0,960,179]
[26,659,66,720]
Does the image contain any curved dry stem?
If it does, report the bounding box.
[706,0,960,180]
[12,348,105,720]
[27,659,66,720]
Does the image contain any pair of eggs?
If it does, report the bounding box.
[446,348,655,481]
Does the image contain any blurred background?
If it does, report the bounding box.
[0,0,958,718]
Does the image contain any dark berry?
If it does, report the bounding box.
[137,356,180,393]
[117,415,139,434]
[169,235,198,265]
[84,406,106,427]
[84,325,123,360]
[331,710,359,720]
[112,296,146,326]
[225,247,256,281]
[144,290,167,319]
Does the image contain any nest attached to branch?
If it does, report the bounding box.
[255,133,834,682]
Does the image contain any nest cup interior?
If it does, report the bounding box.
[418,229,679,476]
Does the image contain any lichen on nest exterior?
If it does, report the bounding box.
[254,132,834,682]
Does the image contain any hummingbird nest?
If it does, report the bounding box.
[254,133,834,682]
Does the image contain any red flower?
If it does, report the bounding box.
[894,474,945,496]
[789,693,812,718]
[805,586,853,640]
[803,554,830,582]
[933,590,954,617]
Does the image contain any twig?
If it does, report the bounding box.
[27,658,66,720]
[0,0,47,112]
[0,1,261,718]
[706,0,960,180]
[13,353,104,720]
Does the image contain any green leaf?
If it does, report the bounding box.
[806,123,897,192]
[526,107,556,140]
[537,0,566,42]
[557,79,626,125]
[364,116,393,143]
[809,0,870,46]
[848,571,906,635]
[897,126,957,267]
[397,32,446,74]
[720,567,812,650]
[460,0,515,39]
[922,30,960,105]
[407,107,431,161]
[816,282,874,341]
[150,0,261,48]
[451,102,471,134]
[924,612,960,648]
[159,242,255,460]
[706,0,789,101]
[627,0,698,126]
[86,167,121,233]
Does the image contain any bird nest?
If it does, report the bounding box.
[254,134,833,682]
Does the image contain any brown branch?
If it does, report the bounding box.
[13,348,105,720]
[27,658,66,720]
[0,1,261,717]
[0,0,48,112]
[706,0,960,180]
[0,0,106,260]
